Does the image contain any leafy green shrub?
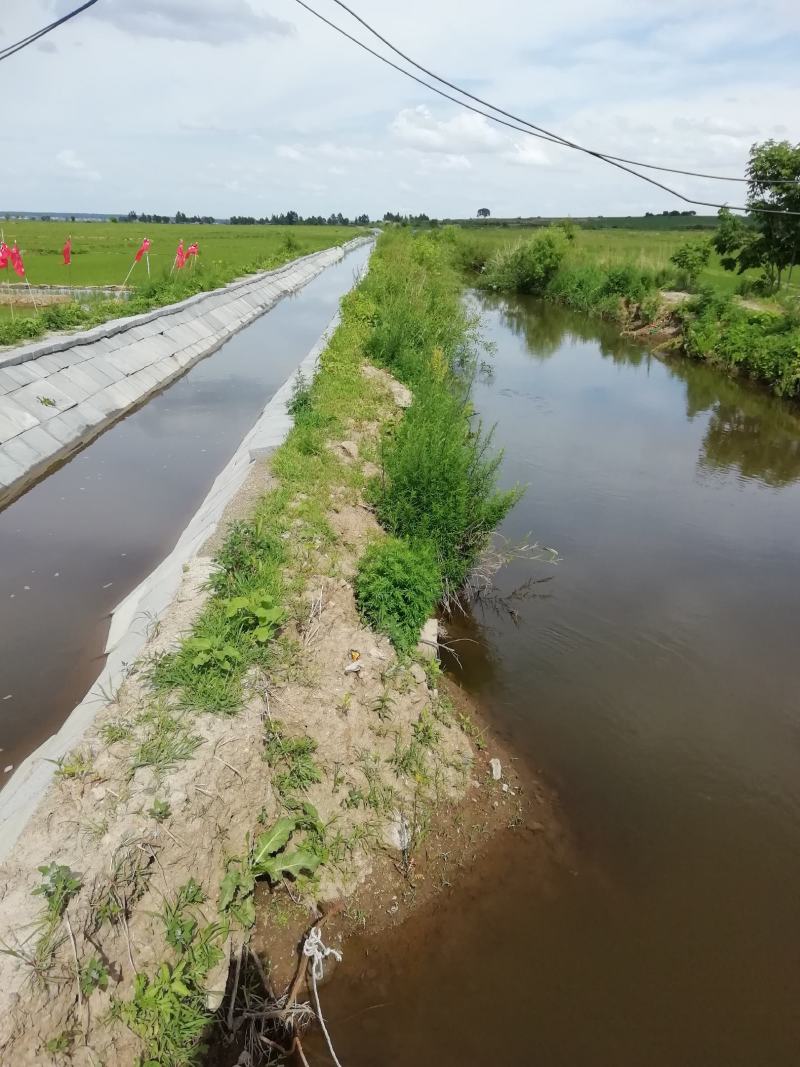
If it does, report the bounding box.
[355,536,442,652]
[480,230,566,293]
[670,240,711,289]
[683,294,800,396]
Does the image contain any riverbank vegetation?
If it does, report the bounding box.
[0,221,366,345]
[446,140,800,398]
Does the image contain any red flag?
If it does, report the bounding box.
[174,239,186,270]
[62,238,72,266]
[134,237,151,262]
[0,242,9,270]
[10,243,24,278]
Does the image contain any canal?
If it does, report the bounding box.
[0,243,371,778]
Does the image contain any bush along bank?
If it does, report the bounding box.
[454,226,800,399]
[0,229,536,1067]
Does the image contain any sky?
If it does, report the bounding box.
[1,0,798,219]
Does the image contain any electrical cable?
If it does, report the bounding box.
[290,0,800,215]
[0,1,100,63]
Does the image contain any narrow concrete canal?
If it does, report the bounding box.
[0,243,371,778]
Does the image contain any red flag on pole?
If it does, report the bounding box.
[10,243,25,278]
[62,238,72,266]
[174,240,186,270]
[0,242,9,270]
[134,237,151,262]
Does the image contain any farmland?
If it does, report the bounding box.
[0,219,364,287]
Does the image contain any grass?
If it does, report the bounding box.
[0,219,363,288]
[452,224,789,299]
[0,220,365,341]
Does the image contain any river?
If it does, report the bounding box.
[306,292,800,1065]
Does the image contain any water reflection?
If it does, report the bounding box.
[680,365,800,486]
[474,289,648,365]
[484,290,800,488]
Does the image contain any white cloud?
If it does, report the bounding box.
[55,0,292,44]
[391,106,507,154]
[276,145,306,162]
[503,140,551,167]
[55,149,101,183]
[418,153,473,173]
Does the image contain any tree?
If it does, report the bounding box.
[477,207,491,218]
[556,218,577,242]
[713,140,800,290]
[670,240,711,289]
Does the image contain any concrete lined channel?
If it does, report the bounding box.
[0,241,372,786]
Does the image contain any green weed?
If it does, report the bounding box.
[79,955,109,998]
[264,721,322,799]
[355,536,442,652]
[130,704,202,778]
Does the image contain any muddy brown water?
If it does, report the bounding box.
[305,294,800,1066]
[0,245,371,777]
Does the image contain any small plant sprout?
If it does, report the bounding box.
[149,798,171,822]
[52,749,94,781]
[222,591,284,644]
[33,863,82,921]
[79,955,109,998]
[45,1031,75,1055]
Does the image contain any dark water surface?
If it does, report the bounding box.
[310,294,800,1066]
[0,245,371,776]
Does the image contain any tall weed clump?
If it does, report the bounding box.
[358,231,521,613]
[376,382,519,593]
[480,230,566,294]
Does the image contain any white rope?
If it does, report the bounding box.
[302,926,344,1067]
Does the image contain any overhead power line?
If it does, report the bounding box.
[0,0,100,63]
[291,0,800,216]
[327,0,798,186]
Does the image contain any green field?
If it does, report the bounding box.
[0,220,366,332]
[0,220,363,288]
[455,225,781,298]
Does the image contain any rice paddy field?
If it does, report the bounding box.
[0,220,366,327]
[0,219,363,288]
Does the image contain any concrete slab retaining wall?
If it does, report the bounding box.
[0,234,373,857]
[0,236,372,507]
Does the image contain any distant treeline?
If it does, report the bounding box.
[229,211,371,226]
[449,214,720,231]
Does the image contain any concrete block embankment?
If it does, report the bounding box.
[0,237,370,506]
